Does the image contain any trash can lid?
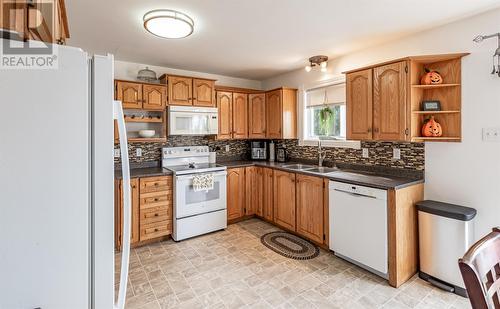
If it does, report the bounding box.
[416,200,477,221]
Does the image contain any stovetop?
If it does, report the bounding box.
[165,163,227,175]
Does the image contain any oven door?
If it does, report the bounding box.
[174,171,227,218]
[169,111,218,135]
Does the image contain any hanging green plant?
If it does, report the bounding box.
[319,106,333,136]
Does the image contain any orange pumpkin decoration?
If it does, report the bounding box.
[420,69,443,85]
[421,116,443,137]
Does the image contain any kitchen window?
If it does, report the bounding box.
[301,81,360,148]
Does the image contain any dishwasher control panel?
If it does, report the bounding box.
[329,181,387,200]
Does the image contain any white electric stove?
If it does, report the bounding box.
[162,146,227,241]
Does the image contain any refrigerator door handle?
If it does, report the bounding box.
[113,100,131,309]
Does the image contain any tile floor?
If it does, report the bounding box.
[115,219,470,309]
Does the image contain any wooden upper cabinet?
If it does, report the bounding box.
[262,168,274,222]
[266,90,282,139]
[227,168,245,221]
[168,76,193,106]
[142,84,166,110]
[346,69,373,140]
[1,0,70,43]
[232,93,248,139]
[217,91,233,140]
[266,88,297,139]
[273,170,296,231]
[248,93,266,138]
[193,79,215,107]
[373,61,408,141]
[296,175,324,244]
[116,81,143,109]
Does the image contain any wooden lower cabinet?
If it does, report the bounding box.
[115,178,140,249]
[115,176,172,250]
[262,168,274,221]
[227,167,246,221]
[296,174,325,244]
[273,170,296,230]
[245,167,262,216]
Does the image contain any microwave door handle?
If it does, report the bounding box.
[113,100,131,309]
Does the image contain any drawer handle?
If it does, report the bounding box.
[154,213,159,217]
[154,198,159,201]
[154,228,158,232]
[154,183,159,186]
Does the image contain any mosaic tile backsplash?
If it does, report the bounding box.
[115,138,424,171]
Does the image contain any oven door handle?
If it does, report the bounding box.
[176,171,227,180]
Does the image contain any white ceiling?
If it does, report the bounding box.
[65,0,500,80]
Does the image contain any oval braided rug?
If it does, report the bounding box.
[261,231,319,260]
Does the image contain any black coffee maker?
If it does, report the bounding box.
[250,141,267,160]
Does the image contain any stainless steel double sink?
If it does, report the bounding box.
[281,163,338,174]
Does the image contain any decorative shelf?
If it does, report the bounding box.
[412,110,461,114]
[124,116,163,123]
[127,137,167,143]
[412,136,461,142]
[411,84,461,89]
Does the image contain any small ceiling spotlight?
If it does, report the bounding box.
[305,55,328,73]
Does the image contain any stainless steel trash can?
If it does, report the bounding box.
[417,200,477,297]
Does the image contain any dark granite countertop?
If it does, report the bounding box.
[115,162,172,179]
[218,160,424,190]
[116,159,424,190]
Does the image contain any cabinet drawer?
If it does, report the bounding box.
[140,206,171,225]
[140,176,171,193]
[140,220,172,241]
[140,191,172,209]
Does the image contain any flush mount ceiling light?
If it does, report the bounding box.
[143,9,194,39]
[305,55,328,72]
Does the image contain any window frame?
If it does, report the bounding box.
[298,76,360,149]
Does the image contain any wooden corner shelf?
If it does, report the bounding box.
[411,136,461,142]
[411,83,460,89]
[411,110,460,114]
[409,55,465,143]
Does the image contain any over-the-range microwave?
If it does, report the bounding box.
[168,106,218,136]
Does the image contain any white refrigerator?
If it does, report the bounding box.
[0,42,132,309]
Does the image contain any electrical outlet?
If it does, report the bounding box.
[136,148,142,157]
[483,127,500,142]
[393,148,401,160]
[362,148,369,158]
[225,145,230,152]
[114,148,120,158]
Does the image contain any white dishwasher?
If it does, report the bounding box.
[329,181,388,278]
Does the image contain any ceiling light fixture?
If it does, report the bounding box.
[143,9,194,39]
[305,55,328,72]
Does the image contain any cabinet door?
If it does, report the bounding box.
[217,91,233,139]
[346,69,373,140]
[262,168,274,221]
[266,90,282,139]
[273,170,296,230]
[193,79,215,107]
[373,61,408,141]
[248,93,266,138]
[296,175,324,243]
[227,168,245,221]
[143,84,166,110]
[115,178,140,249]
[245,167,262,216]
[168,76,193,106]
[116,81,143,109]
[232,93,248,139]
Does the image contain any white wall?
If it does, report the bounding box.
[263,8,500,240]
[114,60,262,90]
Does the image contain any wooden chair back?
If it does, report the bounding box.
[459,227,500,309]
